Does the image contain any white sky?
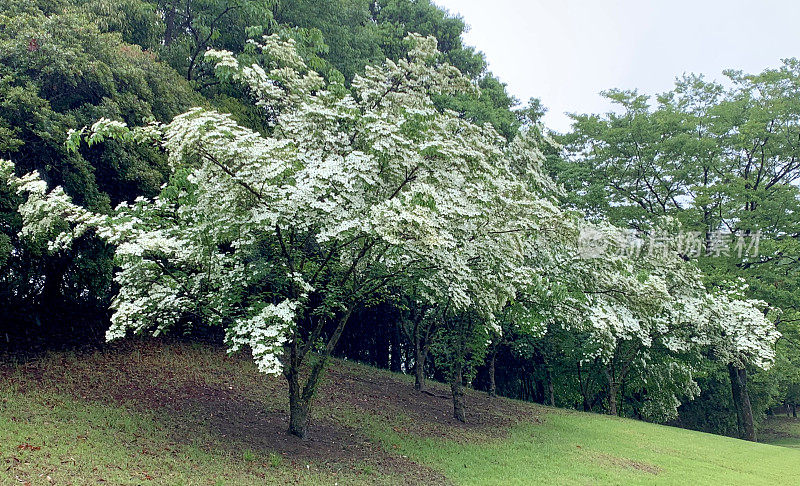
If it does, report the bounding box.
[433,0,800,133]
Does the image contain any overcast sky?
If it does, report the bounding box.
[433,0,800,132]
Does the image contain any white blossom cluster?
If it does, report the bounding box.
[227,300,298,375]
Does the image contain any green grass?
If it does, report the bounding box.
[4,340,800,485]
[375,411,800,485]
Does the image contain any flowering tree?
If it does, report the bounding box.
[423,123,565,422]
[558,66,799,434]
[517,220,779,422]
[675,284,781,440]
[553,223,703,418]
[3,34,556,438]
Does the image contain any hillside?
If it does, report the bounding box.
[2,340,800,485]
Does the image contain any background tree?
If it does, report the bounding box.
[558,64,799,436]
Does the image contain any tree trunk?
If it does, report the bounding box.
[375,313,391,369]
[522,376,532,402]
[390,321,402,373]
[285,308,353,439]
[545,365,555,406]
[793,404,797,419]
[606,374,618,416]
[288,375,310,439]
[577,362,590,411]
[414,343,427,391]
[728,364,744,434]
[488,348,497,397]
[451,365,466,422]
[413,314,432,391]
[535,378,545,404]
[163,3,178,46]
[728,364,756,441]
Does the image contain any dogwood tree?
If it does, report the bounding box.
[426,123,566,422]
[559,67,796,435]
[560,223,779,422]
[565,223,700,418]
[513,220,703,420]
[673,284,780,440]
[3,34,557,438]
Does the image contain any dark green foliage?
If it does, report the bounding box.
[275,0,383,83]
[0,0,202,350]
[674,365,739,436]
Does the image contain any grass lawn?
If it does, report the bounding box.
[3,340,800,485]
[382,411,800,485]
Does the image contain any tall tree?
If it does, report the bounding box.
[5,35,556,438]
[559,63,800,437]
